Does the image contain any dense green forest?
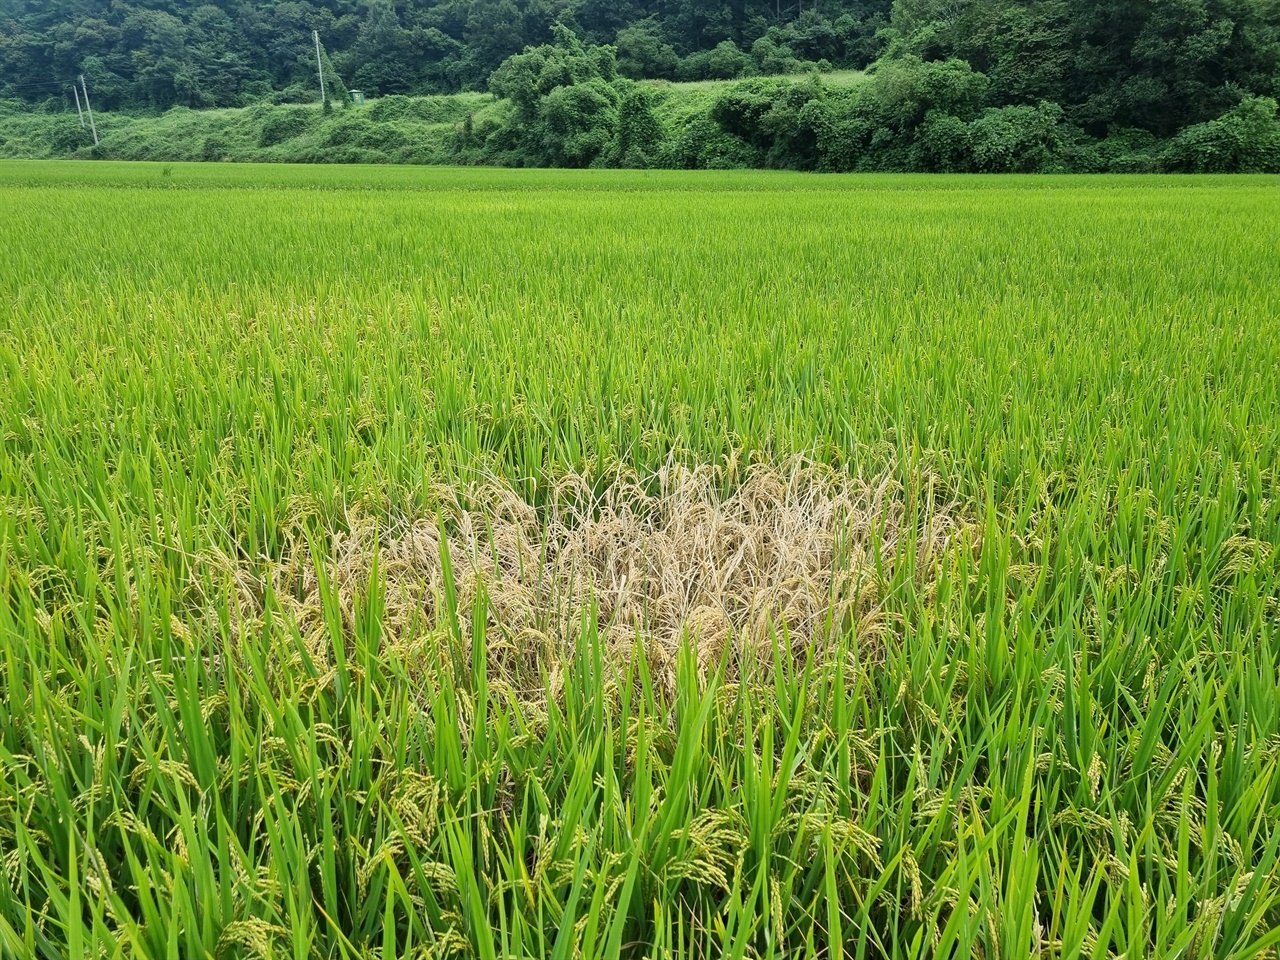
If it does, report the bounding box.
[3,0,892,106]
[3,0,1280,170]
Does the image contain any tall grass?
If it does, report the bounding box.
[0,162,1278,957]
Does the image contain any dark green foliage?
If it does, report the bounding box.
[200,133,226,160]
[4,0,1280,170]
[368,92,475,123]
[480,26,630,165]
[5,0,1280,174]
[659,114,759,168]
[259,105,312,146]
[872,56,989,130]
[889,0,1280,137]
[1,0,1276,153]
[679,40,756,80]
[710,76,823,166]
[46,118,94,154]
[1162,96,1280,172]
[749,36,809,76]
[537,76,619,164]
[616,17,679,80]
[0,0,893,110]
[489,23,618,118]
[965,101,1069,172]
[608,84,663,165]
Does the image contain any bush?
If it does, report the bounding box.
[48,120,94,154]
[269,84,317,105]
[608,86,666,166]
[322,113,412,153]
[368,94,475,124]
[259,107,312,147]
[803,90,874,171]
[201,135,227,161]
[324,114,374,147]
[1068,127,1161,173]
[489,24,618,119]
[709,76,825,167]
[1162,97,1280,172]
[538,78,619,166]
[871,56,989,131]
[679,41,755,81]
[914,110,972,171]
[966,102,1068,173]
[659,114,760,169]
[750,37,808,76]
[711,78,790,142]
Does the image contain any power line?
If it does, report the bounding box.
[2,80,75,90]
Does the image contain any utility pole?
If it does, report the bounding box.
[72,84,85,128]
[80,75,99,145]
[314,30,326,106]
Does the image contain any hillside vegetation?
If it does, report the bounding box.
[5,36,1279,173]
[4,0,1280,172]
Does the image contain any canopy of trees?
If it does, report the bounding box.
[0,0,893,109]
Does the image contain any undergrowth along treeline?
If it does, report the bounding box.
[1,165,1280,956]
[6,21,1280,171]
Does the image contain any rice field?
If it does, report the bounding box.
[1,160,1278,959]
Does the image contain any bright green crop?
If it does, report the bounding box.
[1,161,1277,958]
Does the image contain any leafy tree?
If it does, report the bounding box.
[489,22,616,116]
[616,18,679,79]
[347,0,414,94]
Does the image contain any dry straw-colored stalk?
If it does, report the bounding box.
[219,458,962,690]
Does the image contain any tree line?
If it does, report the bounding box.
[2,0,1278,171]
[0,0,892,108]
[464,22,1280,172]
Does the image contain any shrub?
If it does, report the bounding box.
[966,102,1068,173]
[367,94,474,124]
[680,41,755,81]
[914,110,972,171]
[49,121,94,154]
[750,37,808,76]
[538,78,620,166]
[1068,127,1161,173]
[871,56,989,131]
[710,76,824,168]
[259,107,312,147]
[608,85,666,166]
[201,135,227,161]
[269,84,317,105]
[1162,96,1280,173]
[324,114,375,147]
[489,24,618,119]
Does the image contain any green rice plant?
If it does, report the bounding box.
[0,162,1277,957]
